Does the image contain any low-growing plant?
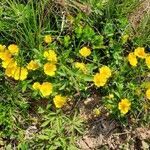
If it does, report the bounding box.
[28,106,83,150]
[0,0,150,149]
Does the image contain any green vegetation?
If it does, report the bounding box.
[0,0,149,149]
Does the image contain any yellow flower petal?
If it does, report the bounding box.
[146,88,150,100]
[118,98,131,114]
[8,44,19,55]
[5,66,16,77]
[39,82,53,97]
[44,63,56,76]
[0,50,12,61]
[93,73,107,87]
[32,82,41,90]
[27,60,39,70]
[99,66,112,78]
[53,95,66,108]
[13,67,28,80]
[145,56,150,69]
[43,50,57,63]
[44,35,52,44]
[2,58,17,69]
[134,47,146,58]
[128,52,138,67]
[79,47,91,57]
[0,44,6,52]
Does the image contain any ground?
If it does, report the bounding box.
[77,1,150,145]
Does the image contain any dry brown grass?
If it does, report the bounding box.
[129,0,150,30]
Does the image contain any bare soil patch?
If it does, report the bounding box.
[77,98,150,149]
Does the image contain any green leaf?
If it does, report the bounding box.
[82,75,93,82]
[38,107,45,114]
[64,35,71,47]
[38,135,49,140]
[21,80,31,93]
[41,120,50,127]
[75,25,83,38]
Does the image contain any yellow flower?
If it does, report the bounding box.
[5,66,16,77]
[134,47,146,58]
[27,60,39,70]
[93,108,101,116]
[8,44,19,55]
[79,47,91,57]
[53,95,66,108]
[118,98,131,115]
[0,44,6,51]
[145,56,150,68]
[44,35,52,44]
[2,58,17,69]
[99,66,112,78]
[146,88,150,100]
[4,59,17,77]
[43,50,57,63]
[0,50,12,61]
[93,73,107,87]
[13,67,28,80]
[39,82,53,97]
[127,52,138,67]
[44,63,56,76]
[75,62,87,73]
[32,82,41,90]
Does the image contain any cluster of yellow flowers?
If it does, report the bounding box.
[0,44,28,80]
[128,47,150,68]
[0,35,66,109]
[43,35,58,76]
[33,82,53,97]
[0,37,57,79]
[1,36,149,113]
[92,66,132,115]
[32,82,66,108]
[43,50,57,76]
[93,66,112,87]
